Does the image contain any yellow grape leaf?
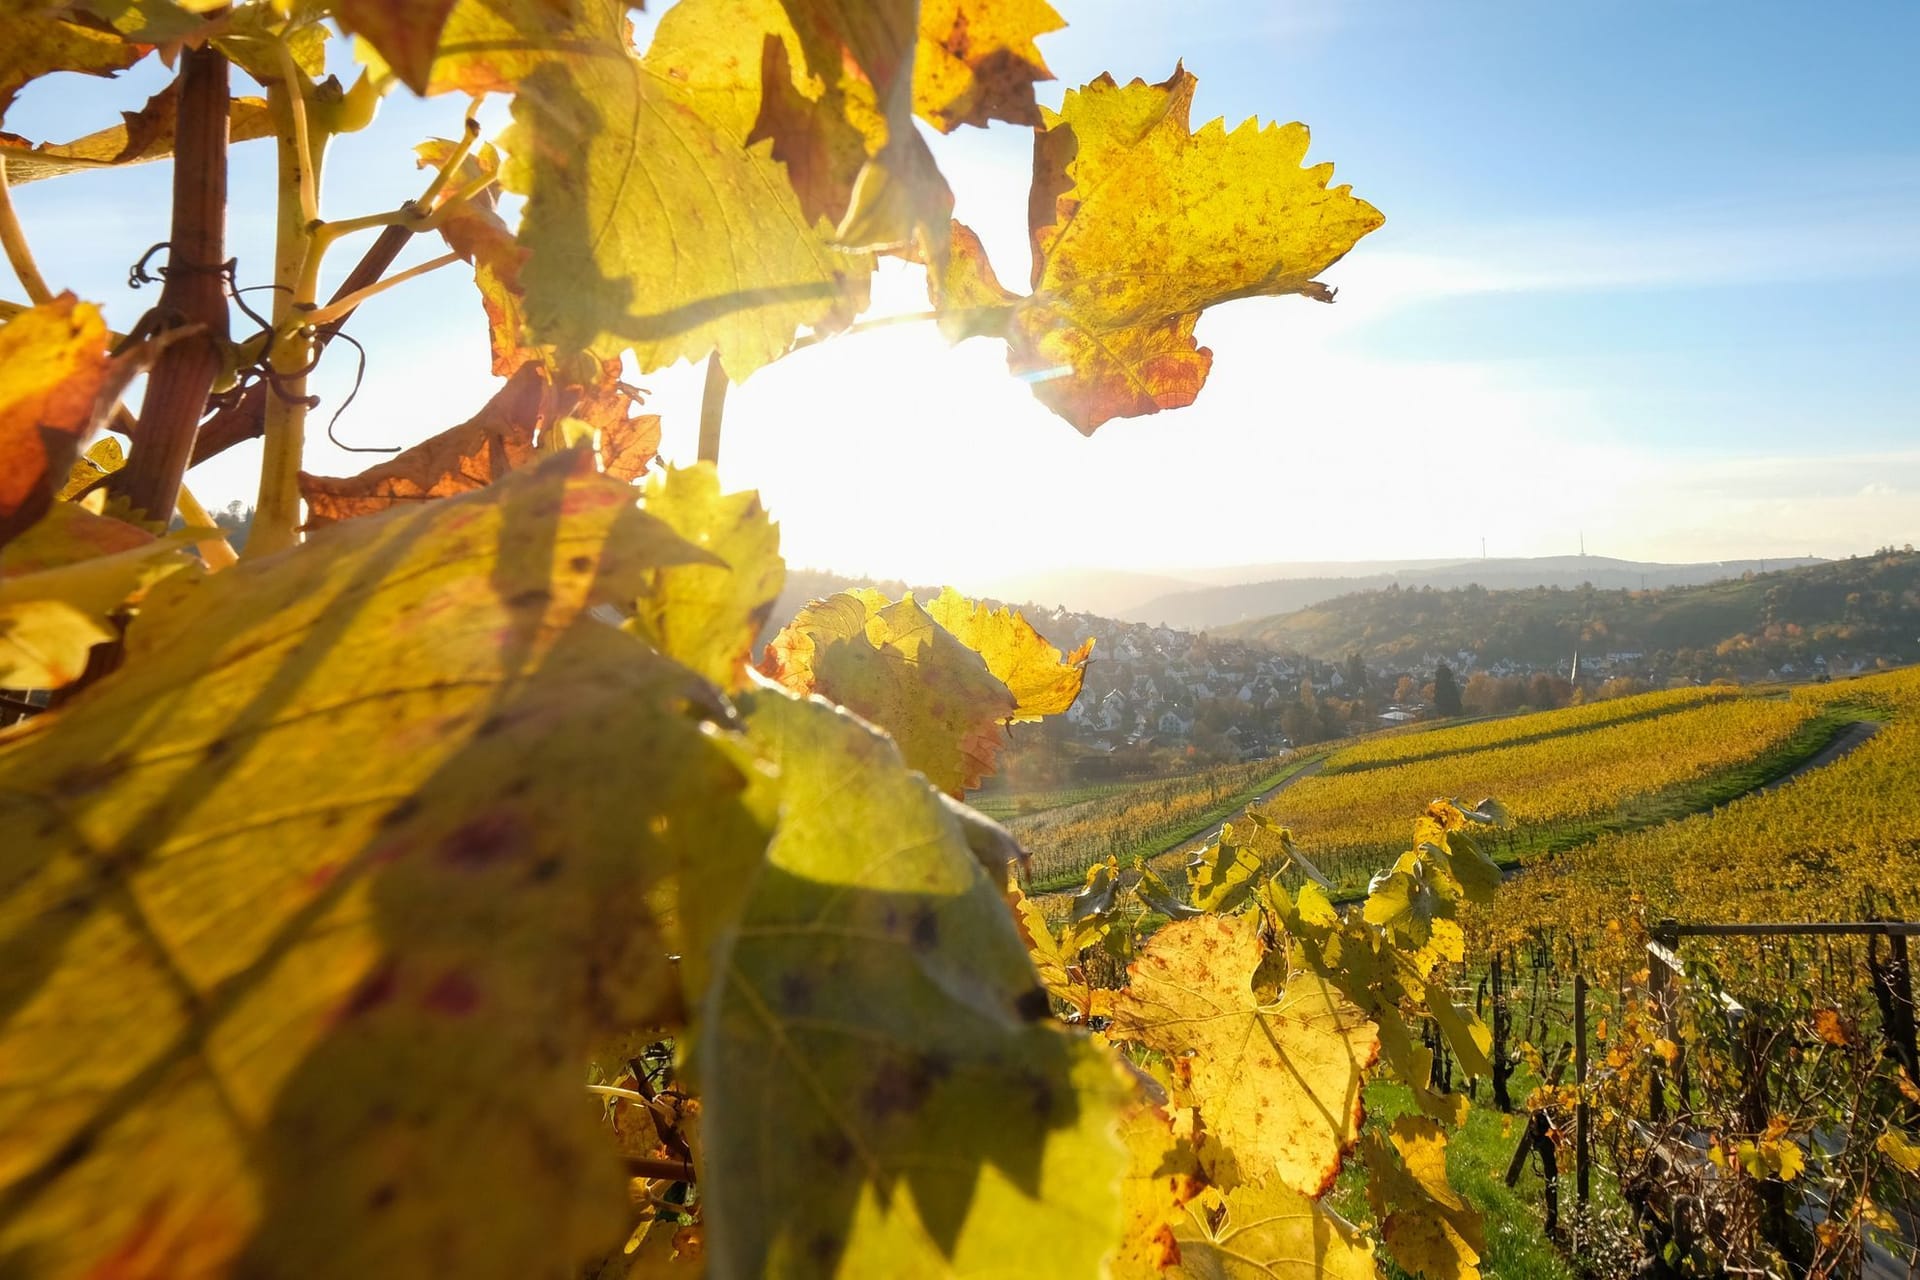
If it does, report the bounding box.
[0,83,275,184]
[333,0,460,95]
[1012,885,1083,1013]
[0,452,764,1279]
[1425,980,1492,1079]
[0,12,144,119]
[922,585,1091,720]
[0,504,199,688]
[1113,1101,1205,1278]
[494,0,872,378]
[1364,851,1449,949]
[57,434,124,502]
[0,295,122,550]
[1185,823,1263,914]
[913,0,1064,133]
[689,685,1127,1277]
[626,463,785,691]
[397,0,587,95]
[761,589,1016,795]
[1363,1116,1485,1280]
[1106,912,1379,1197]
[1167,1180,1375,1280]
[297,361,548,528]
[1879,1130,1920,1175]
[934,65,1382,432]
[742,0,950,248]
[1811,1008,1854,1047]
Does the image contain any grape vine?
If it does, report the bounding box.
[0,3,1511,1278]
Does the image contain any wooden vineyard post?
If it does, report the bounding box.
[1492,951,1514,1112]
[1574,971,1590,1205]
[1647,919,1679,1126]
[1871,931,1919,1123]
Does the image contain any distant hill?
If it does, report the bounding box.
[1217,551,1920,676]
[1129,554,1827,630]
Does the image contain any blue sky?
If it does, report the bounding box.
[5,1,1916,583]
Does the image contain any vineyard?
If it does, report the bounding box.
[1020,683,1859,902]
[1320,686,1739,776]
[1488,667,1920,952]
[1265,691,1835,893]
[1009,755,1312,891]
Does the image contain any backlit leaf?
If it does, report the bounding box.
[922,585,1091,720]
[0,295,119,551]
[497,0,873,378]
[1106,912,1378,1198]
[1168,1180,1374,1280]
[912,0,1063,133]
[626,463,784,691]
[0,504,198,688]
[1424,979,1492,1079]
[1363,1117,1484,1280]
[933,66,1382,432]
[1114,1101,1204,1277]
[1879,1130,1920,1175]
[0,83,275,184]
[335,0,461,95]
[0,13,144,121]
[0,453,758,1278]
[761,589,1015,795]
[1185,823,1263,914]
[297,362,548,528]
[691,684,1128,1278]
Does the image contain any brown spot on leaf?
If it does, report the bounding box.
[422,970,481,1016]
[338,965,398,1021]
[863,1057,934,1121]
[436,811,529,869]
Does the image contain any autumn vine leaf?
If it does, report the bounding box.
[625,463,785,691]
[486,0,873,379]
[1167,1179,1376,1279]
[922,584,1092,719]
[762,588,1018,795]
[1363,1117,1487,1280]
[688,686,1127,1277]
[1113,1102,1206,1276]
[0,503,198,688]
[0,10,146,120]
[0,453,759,1278]
[1105,911,1379,1198]
[912,0,1064,132]
[0,295,122,550]
[332,0,461,95]
[297,362,549,527]
[930,65,1383,432]
[0,83,277,184]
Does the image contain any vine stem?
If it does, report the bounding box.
[625,1156,697,1184]
[250,57,327,557]
[0,156,54,303]
[298,250,460,329]
[697,351,728,464]
[175,484,239,570]
[118,37,231,526]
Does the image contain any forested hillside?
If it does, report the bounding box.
[1221,548,1920,678]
